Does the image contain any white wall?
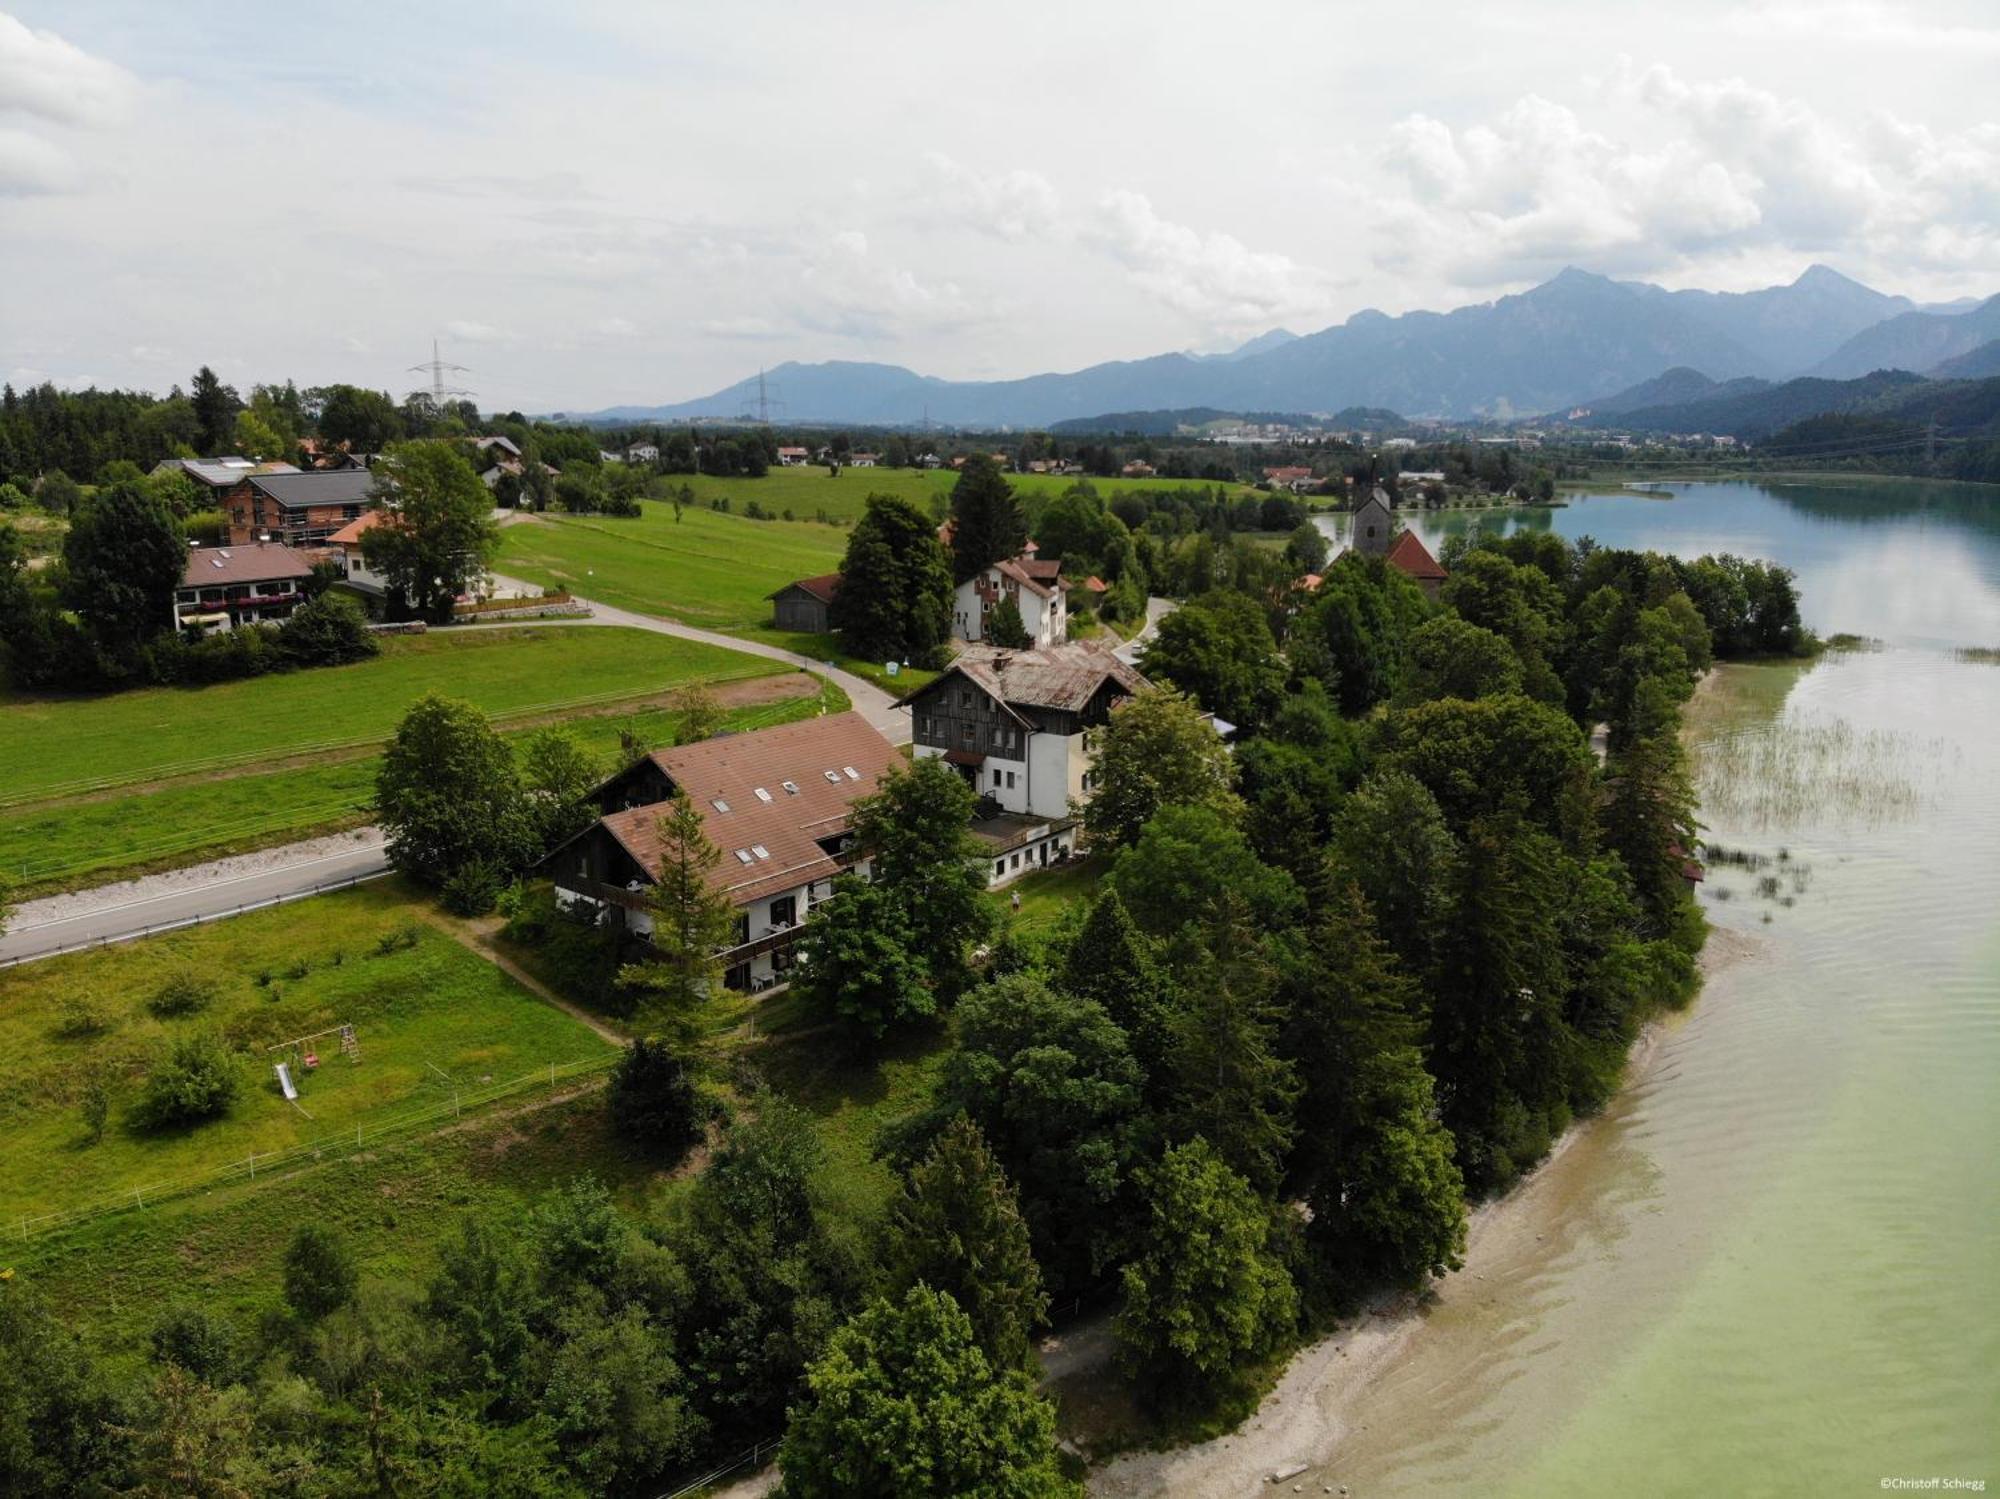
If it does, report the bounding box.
[1027,731,1082,821]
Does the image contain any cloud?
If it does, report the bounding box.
[1087,190,1335,328]
[0,124,71,194]
[1355,63,2000,291]
[443,319,511,344]
[0,12,136,126]
[923,153,1063,242]
[785,229,999,341]
[1724,2,2000,56]
[593,316,641,337]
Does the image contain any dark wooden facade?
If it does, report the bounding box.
[771,582,832,634]
[904,674,1123,759]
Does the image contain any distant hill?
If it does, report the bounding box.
[1581,369,1930,439]
[1580,368,2000,446]
[1579,367,1771,417]
[1811,295,2000,379]
[1048,406,1319,436]
[1929,338,2000,382]
[574,267,1994,428]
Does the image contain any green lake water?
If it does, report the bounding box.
[1293,480,2000,1496]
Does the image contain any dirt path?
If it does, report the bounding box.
[421,911,633,1049]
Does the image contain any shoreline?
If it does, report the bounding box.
[1089,674,1749,1497]
[1089,927,1760,1499]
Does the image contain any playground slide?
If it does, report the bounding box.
[276,1062,298,1101]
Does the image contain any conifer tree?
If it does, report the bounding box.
[620,793,737,1036]
[947,454,1027,583]
[1059,889,1174,1090]
[885,1115,1049,1368]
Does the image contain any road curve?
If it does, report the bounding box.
[0,584,909,968]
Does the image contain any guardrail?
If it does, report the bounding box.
[0,867,393,970]
[10,1052,619,1245]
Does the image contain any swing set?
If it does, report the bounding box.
[264,1023,360,1101]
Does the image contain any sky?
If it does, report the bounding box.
[2,0,1997,413]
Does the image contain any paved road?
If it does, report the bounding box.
[0,583,909,968]
[1115,595,1175,666]
[0,835,391,967]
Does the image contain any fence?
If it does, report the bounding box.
[652,1437,784,1499]
[0,868,393,970]
[10,1052,619,1246]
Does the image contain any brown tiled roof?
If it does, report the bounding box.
[771,571,842,604]
[992,557,1054,599]
[597,711,899,907]
[329,511,386,547]
[1386,530,1447,582]
[902,641,1147,717]
[1016,557,1063,583]
[180,542,314,588]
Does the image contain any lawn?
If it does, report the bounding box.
[0,672,846,891]
[497,504,847,630]
[0,624,782,808]
[0,880,622,1232]
[988,858,1108,938]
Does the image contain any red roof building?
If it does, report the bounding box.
[1386,530,1448,599]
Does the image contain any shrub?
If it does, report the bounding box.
[372,921,421,956]
[139,1031,239,1129]
[283,1223,358,1321]
[150,1303,239,1381]
[607,1038,706,1158]
[277,593,378,667]
[56,996,107,1038]
[80,1079,110,1144]
[146,970,217,1019]
[440,858,505,916]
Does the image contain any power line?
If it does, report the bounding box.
[408,338,474,404]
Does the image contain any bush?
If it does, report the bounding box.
[146,970,217,1019]
[150,1303,239,1382]
[283,1223,358,1321]
[139,1031,239,1129]
[440,858,505,916]
[607,1038,706,1158]
[277,593,378,667]
[502,889,629,1016]
[372,920,421,956]
[56,996,107,1038]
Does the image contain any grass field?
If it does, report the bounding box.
[988,858,1107,938]
[655,466,1258,526]
[0,624,781,808]
[0,880,622,1231]
[0,671,844,892]
[497,505,846,631]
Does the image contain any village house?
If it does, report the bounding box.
[847,452,880,467]
[1386,529,1449,600]
[768,572,841,634]
[472,435,522,460]
[624,441,659,464]
[545,712,901,992]
[173,542,314,633]
[1120,459,1157,478]
[951,539,1068,648]
[153,456,300,502]
[776,446,811,466]
[224,469,377,547]
[327,512,388,595]
[1264,465,1315,490]
[898,640,1148,886]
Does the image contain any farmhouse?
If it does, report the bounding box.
[327,512,388,595]
[768,572,842,634]
[173,542,314,632]
[1120,460,1157,478]
[847,452,880,467]
[952,540,1068,647]
[625,441,659,464]
[547,712,901,991]
[899,640,1148,886]
[225,469,377,547]
[776,446,811,466]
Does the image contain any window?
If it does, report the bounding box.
[750,844,770,860]
[712,797,730,813]
[734,849,754,864]
[823,770,841,783]
[782,780,799,795]
[1011,853,1021,869]
[754,787,773,803]
[769,894,797,927]
[962,722,974,743]
[724,963,750,992]
[1006,771,1016,789]
[992,768,1003,788]
[842,766,860,780]
[995,860,1006,877]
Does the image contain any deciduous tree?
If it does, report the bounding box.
[376,694,533,888]
[359,442,498,623]
[1082,685,1239,851]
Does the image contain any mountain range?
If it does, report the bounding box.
[579,266,1998,429]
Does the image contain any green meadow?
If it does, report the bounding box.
[0,880,621,1232]
[0,672,842,892]
[0,624,778,807]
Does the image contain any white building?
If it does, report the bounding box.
[951,541,1068,647]
[898,641,1149,885]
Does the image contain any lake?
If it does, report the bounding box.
[1265,479,2000,1495]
